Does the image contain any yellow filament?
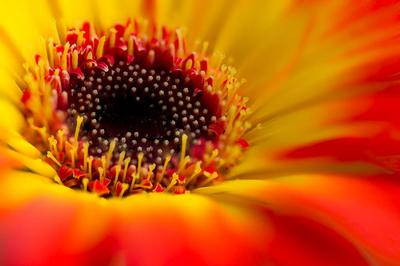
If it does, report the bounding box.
[74,116,83,143]
[117,151,126,167]
[135,153,143,182]
[47,151,61,167]
[28,121,48,140]
[122,157,131,183]
[96,36,106,58]
[77,30,84,46]
[130,153,143,191]
[101,155,106,172]
[48,136,58,156]
[53,175,63,185]
[38,64,46,85]
[105,140,116,169]
[158,155,171,184]
[98,167,104,183]
[176,29,184,57]
[109,28,117,48]
[53,68,60,77]
[119,183,129,198]
[205,149,219,166]
[178,156,190,174]
[83,142,89,171]
[123,23,133,40]
[37,59,46,91]
[72,50,79,69]
[186,162,202,185]
[128,36,134,56]
[165,173,179,192]
[52,45,60,66]
[226,105,237,133]
[199,171,218,187]
[61,42,70,70]
[212,52,225,71]
[147,164,156,179]
[71,116,83,167]
[70,146,77,168]
[57,129,65,151]
[82,178,89,191]
[129,172,135,190]
[179,134,188,169]
[88,156,93,180]
[168,43,175,59]
[113,165,121,186]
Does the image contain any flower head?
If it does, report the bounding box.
[21,20,248,197]
[0,0,400,265]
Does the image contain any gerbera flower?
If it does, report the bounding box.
[0,0,400,265]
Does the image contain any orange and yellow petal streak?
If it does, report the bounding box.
[0,171,274,266]
[233,0,400,177]
[197,175,400,265]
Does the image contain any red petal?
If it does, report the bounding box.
[89,180,110,196]
[58,166,74,181]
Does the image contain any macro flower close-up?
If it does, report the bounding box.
[1,0,400,265]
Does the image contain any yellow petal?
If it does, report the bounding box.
[0,99,23,137]
[0,0,55,60]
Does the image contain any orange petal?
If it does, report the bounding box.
[198,175,400,265]
[0,171,274,266]
[113,193,274,266]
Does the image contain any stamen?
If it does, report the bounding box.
[70,146,76,168]
[47,151,61,167]
[71,50,78,69]
[83,142,89,171]
[53,175,63,185]
[131,152,143,191]
[61,42,70,70]
[179,134,188,169]
[119,183,129,198]
[199,171,219,187]
[113,165,121,187]
[96,36,106,59]
[105,140,116,170]
[77,30,84,46]
[122,157,131,183]
[118,151,126,167]
[146,164,156,180]
[109,28,117,48]
[74,116,84,143]
[186,162,202,185]
[98,167,104,183]
[88,156,94,180]
[82,178,89,191]
[158,155,171,184]
[166,173,179,192]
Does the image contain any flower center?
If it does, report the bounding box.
[66,60,216,165]
[21,21,249,197]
